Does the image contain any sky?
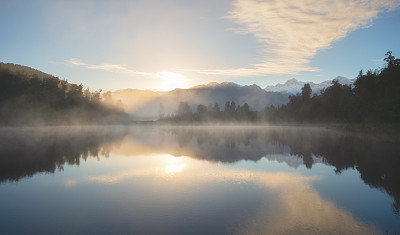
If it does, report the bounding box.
[1,0,400,91]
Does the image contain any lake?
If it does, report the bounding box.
[0,125,399,234]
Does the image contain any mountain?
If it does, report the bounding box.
[0,63,126,125]
[264,76,355,95]
[0,62,356,122]
[111,82,289,120]
[0,62,54,79]
[108,89,164,112]
[113,77,356,121]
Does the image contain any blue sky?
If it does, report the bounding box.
[1,0,399,91]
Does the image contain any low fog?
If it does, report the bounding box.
[1,125,399,213]
[108,82,288,121]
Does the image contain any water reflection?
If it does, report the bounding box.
[0,125,399,233]
[0,126,127,182]
[64,154,190,186]
[57,153,380,234]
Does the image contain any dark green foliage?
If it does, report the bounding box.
[175,102,193,122]
[163,52,399,124]
[224,101,236,120]
[263,51,400,124]
[352,53,400,123]
[161,100,257,123]
[0,64,126,125]
[301,83,312,100]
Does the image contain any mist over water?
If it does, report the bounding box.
[0,125,399,234]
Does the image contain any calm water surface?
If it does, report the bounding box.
[0,126,399,234]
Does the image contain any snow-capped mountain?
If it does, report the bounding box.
[111,82,289,120]
[264,76,355,95]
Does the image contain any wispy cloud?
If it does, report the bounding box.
[66,58,194,90]
[66,58,153,77]
[200,0,399,76]
[65,0,399,80]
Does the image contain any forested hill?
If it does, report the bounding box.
[262,51,400,123]
[163,52,400,124]
[0,63,127,125]
[0,63,54,79]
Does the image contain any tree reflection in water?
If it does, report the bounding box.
[0,125,399,213]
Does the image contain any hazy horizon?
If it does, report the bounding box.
[1,2,400,233]
[1,0,399,91]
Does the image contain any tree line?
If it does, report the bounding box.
[162,52,400,124]
[159,100,258,122]
[0,66,127,125]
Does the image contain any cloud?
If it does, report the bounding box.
[66,58,152,77]
[64,0,399,80]
[200,0,399,76]
[65,58,195,90]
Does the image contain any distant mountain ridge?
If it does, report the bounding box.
[113,82,289,120]
[113,78,357,120]
[264,76,355,95]
[0,62,356,121]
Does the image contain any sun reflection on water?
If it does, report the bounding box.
[164,164,186,175]
[62,152,382,234]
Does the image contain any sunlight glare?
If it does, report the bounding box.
[156,72,189,91]
[164,164,186,175]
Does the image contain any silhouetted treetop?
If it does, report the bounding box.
[0,63,127,125]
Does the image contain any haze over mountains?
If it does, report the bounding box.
[113,82,289,120]
[0,63,127,125]
[1,62,355,121]
[264,76,354,95]
[113,77,354,120]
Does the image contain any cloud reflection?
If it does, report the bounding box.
[164,164,187,175]
[64,154,190,186]
[1,126,397,233]
[64,153,379,234]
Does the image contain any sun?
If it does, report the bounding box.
[156,72,189,91]
[160,154,187,175]
[164,164,186,175]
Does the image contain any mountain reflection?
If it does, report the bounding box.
[65,156,381,234]
[0,125,399,213]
